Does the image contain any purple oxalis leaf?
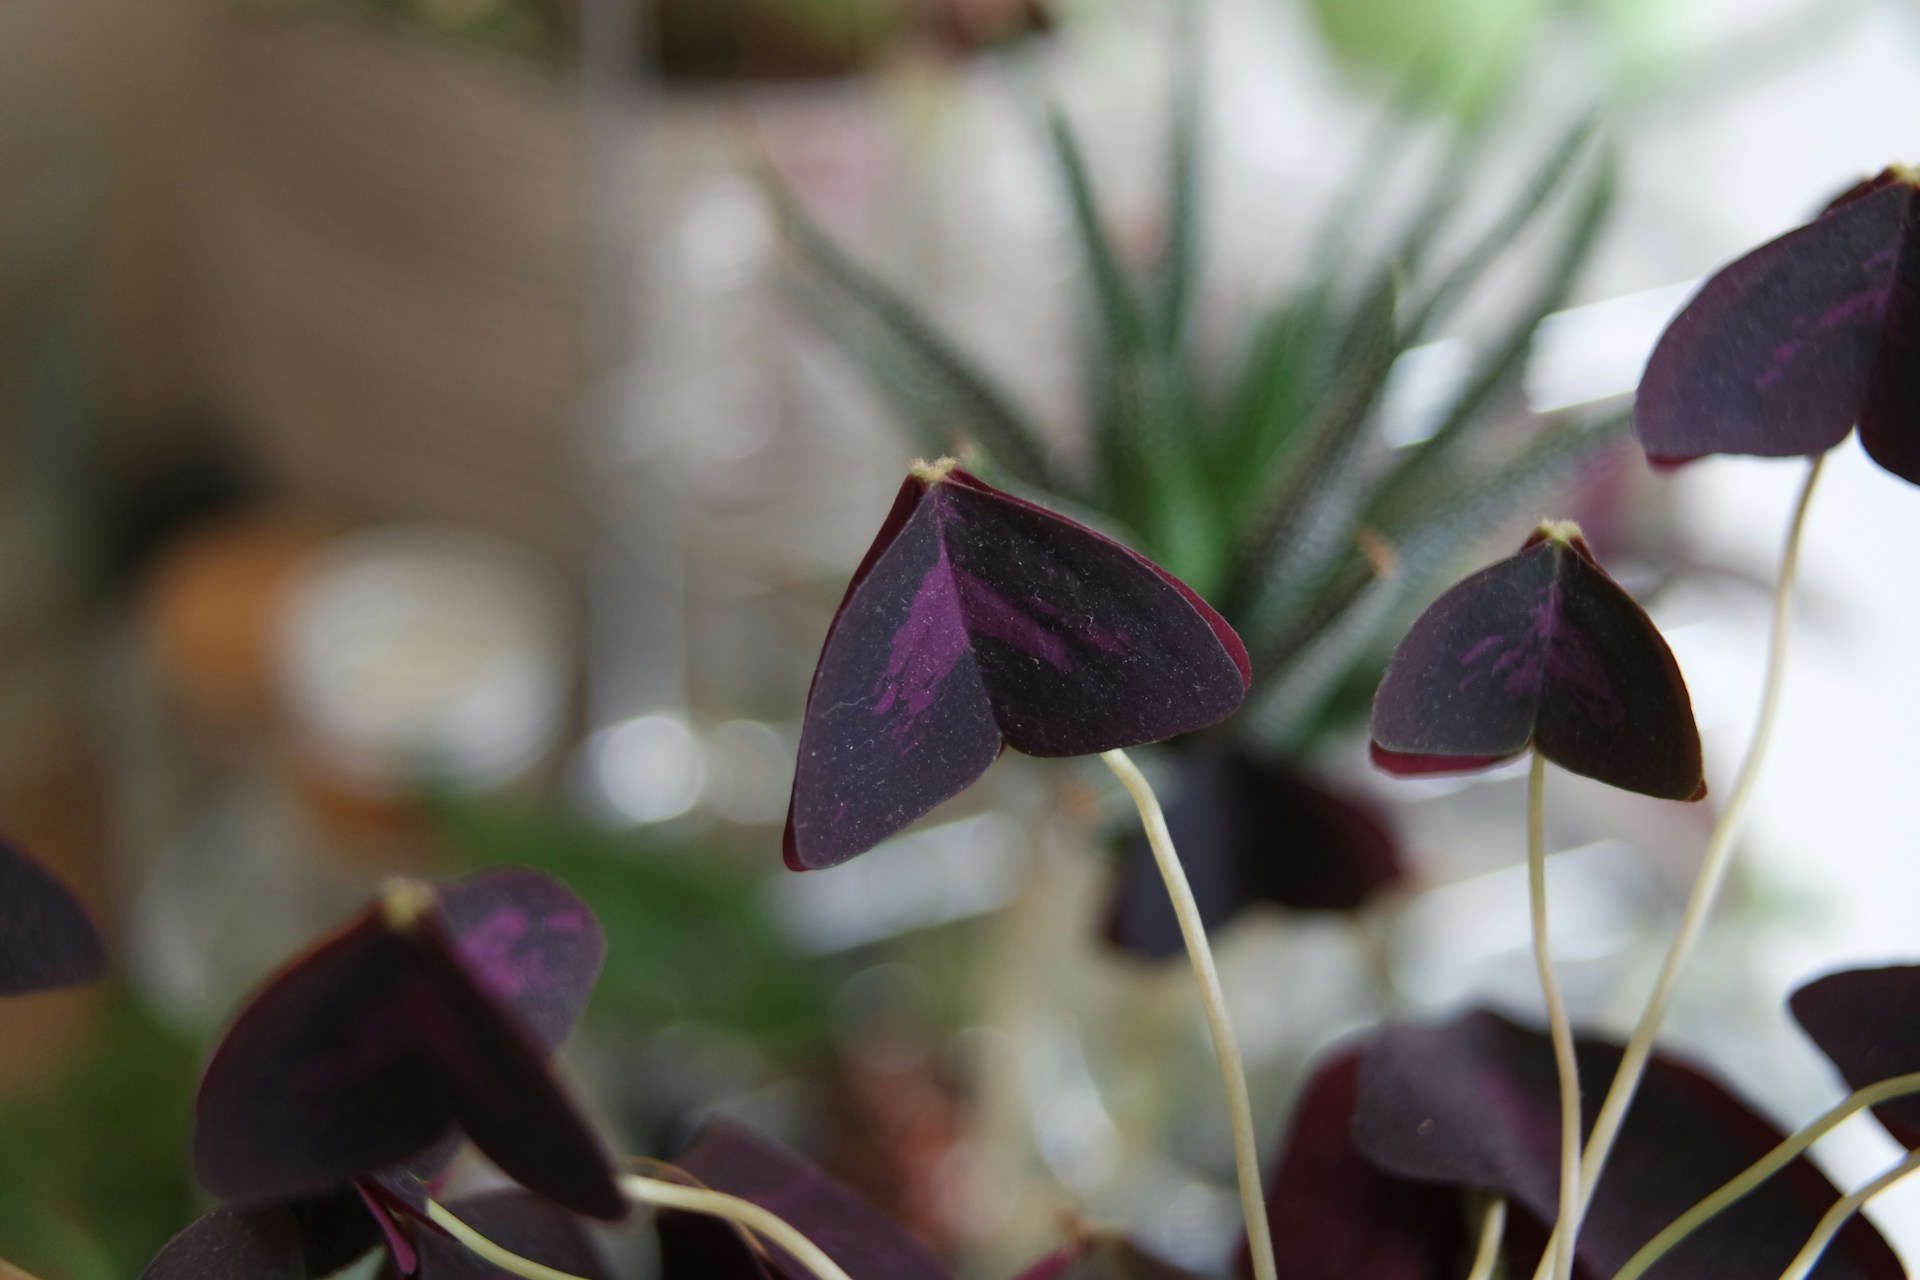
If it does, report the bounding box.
[192,872,623,1221]
[1234,1050,1467,1280]
[403,869,607,1184]
[140,1206,309,1280]
[1791,965,1920,1148]
[1013,1236,1206,1280]
[389,1190,614,1279]
[1636,166,1920,483]
[1105,751,1403,959]
[1351,1009,1902,1279]
[785,462,1250,870]
[1369,523,1705,801]
[0,835,106,994]
[654,1118,950,1280]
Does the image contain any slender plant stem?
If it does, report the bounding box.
[425,1200,595,1280]
[1611,1070,1920,1280]
[1101,747,1277,1280]
[1543,453,1827,1266]
[1776,1148,1920,1280]
[1468,1197,1509,1280]
[1524,754,1582,1280]
[621,1175,856,1280]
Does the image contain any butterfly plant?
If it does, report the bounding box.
[1368,519,1705,1280]
[783,458,1276,1273]
[764,9,1626,951]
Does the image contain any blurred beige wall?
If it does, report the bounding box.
[2,0,221,445]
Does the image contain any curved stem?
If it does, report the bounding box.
[1467,1197,1509,1280]
[425,1200,595,1280]
[1525,755,1581,1280]
[1611,1070,1920,1280]
[1548,453,1826,1263]
[1101,748,1276,1280]
[621,1175,856,1280]
[1777,1147,1920,1280]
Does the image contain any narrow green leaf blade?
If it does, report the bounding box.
[761,166,1055,487]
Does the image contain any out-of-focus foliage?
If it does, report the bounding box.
[0,991,200,1280]
[767,9,1626,760]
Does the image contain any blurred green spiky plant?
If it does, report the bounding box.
[763,8,1626,765]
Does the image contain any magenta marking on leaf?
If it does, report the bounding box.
[544,908,588,934]
[953,570,1073,670]
[457,906,536,1000]
[872,541,972,742]
[1457,583,1622,726]
[1027,596,1129,654]
[1756,281,1891,389]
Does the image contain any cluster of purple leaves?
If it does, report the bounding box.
[138,162,1920,1277]
[1246,1007,1903,1280]
[143,869,622,1278]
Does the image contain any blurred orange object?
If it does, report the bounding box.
[139,510,340,732]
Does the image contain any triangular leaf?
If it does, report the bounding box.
[192,874,622,1220]
[1351,1010,1902,1278]
[785,464,1249,870]
[1369,522,1703,800]
[1635,171,1919,478]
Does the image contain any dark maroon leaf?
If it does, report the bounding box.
[655,1118,950,1280]
[290,1186,390,1276]
[1012,1236,1205,1280]
[140,1207,309,1280]
[1350,1009,1902,1279]
[1369,524,1705,801]
[1105,751,1403,958]
[193,875,623,1221]
[402,869,607,1183]
[1636,168,1920,484]
[1791,965,1920,1148]
[0,835,105,994]
[785,462,1250,870]
[1233,1050,1466,1280]
[392,1190,612,1279]
[435,868,605,1053]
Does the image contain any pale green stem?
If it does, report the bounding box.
[1101,748,1277,1280]
[1468,1197,1509,1280]
[1543,453,1826,1268]
[1777,1147,1920,1280]
[1612,1070,1920,1280]
[621,1174,856,1280]
[425,1199,595,1280]
[1525,754,1582,1280]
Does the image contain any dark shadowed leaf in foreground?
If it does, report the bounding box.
[192,873,622,1220]
[655,1119,950,1280]
[1792,964,1920,1148]
[786,461,1250,870]
[1635,168,1920,483]
[1351,1009,1902,1279]
[1369,522,1704,800]
[138,1206,307,1280]
[0,836,106,995]
[1104,752,1402,959]
[393,1190,613,1279]
[1234,1049,1466,1280]
[1013,1234,1206,1280]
